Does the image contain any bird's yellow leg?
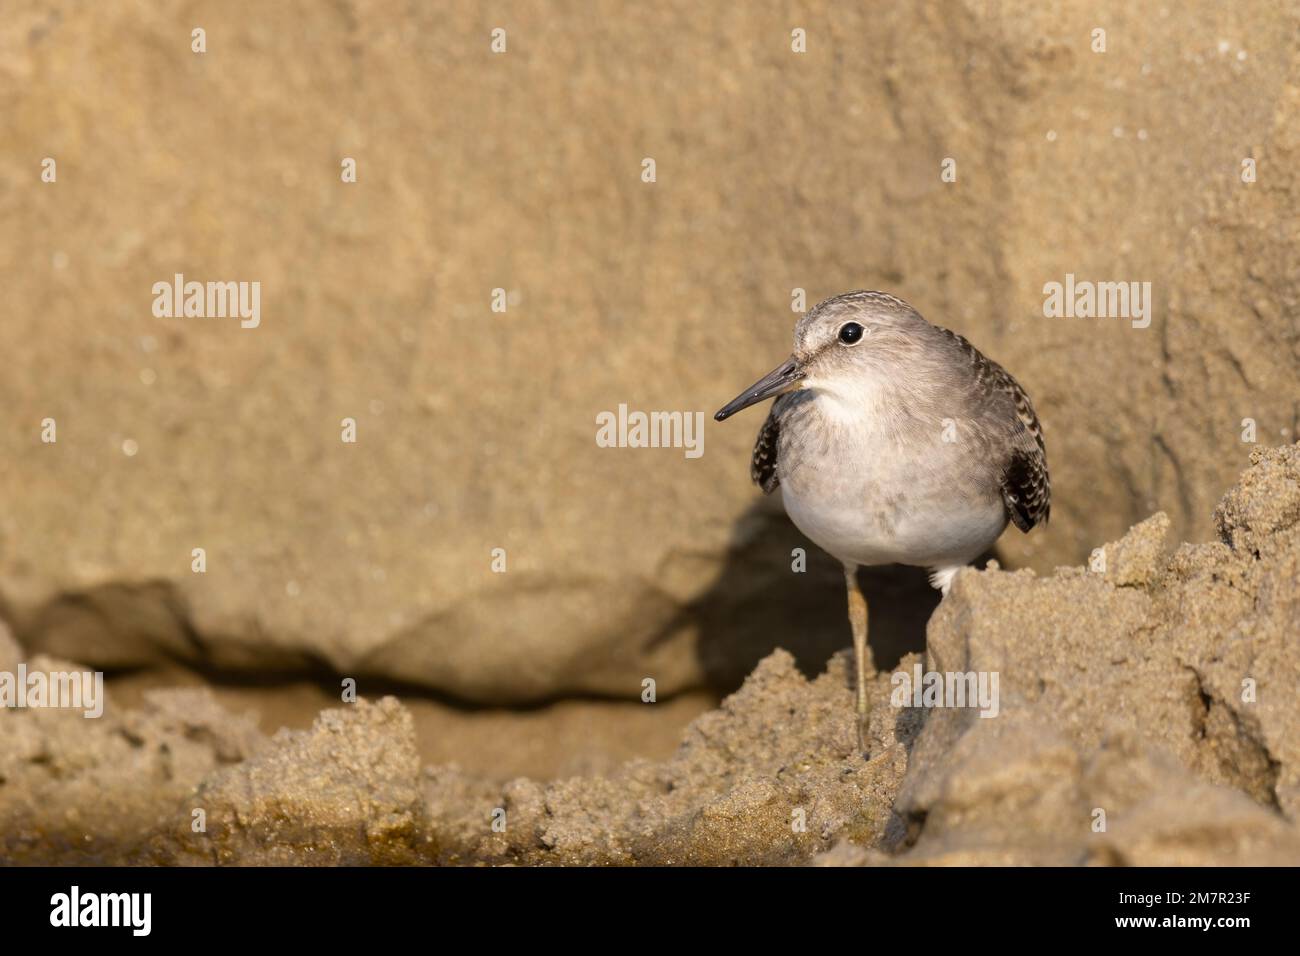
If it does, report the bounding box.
[844,564,873,756]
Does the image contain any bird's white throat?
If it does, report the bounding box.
[799,374,892,429]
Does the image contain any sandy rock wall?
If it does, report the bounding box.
[2,1,1297,702]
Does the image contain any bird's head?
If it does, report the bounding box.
[714,291,932,421]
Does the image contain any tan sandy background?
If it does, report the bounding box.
[1,0,1298,864]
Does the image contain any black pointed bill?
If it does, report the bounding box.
[714,358,804,421]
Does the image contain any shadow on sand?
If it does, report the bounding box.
[656,500,947,695]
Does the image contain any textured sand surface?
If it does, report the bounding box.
[3,446,1297,865]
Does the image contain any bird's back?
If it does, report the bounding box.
[931,325,1050,531]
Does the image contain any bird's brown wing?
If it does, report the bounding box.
[940,327,1051,532]
[1001,438,1051,532]
[751,403,783,494]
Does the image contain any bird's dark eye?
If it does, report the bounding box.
[838,322,865,345]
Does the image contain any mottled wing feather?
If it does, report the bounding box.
[940,327,1051,532]
[751,403,783,494]
[1002,443,1051,532]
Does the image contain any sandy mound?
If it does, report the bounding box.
[2,444,1297,865]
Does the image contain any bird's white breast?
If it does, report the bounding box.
[776,386,1008,570]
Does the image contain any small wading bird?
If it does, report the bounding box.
[714,291,1050,755]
